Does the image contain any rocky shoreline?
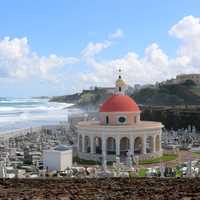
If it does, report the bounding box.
[0,124,69,140]
[0,126,43,140]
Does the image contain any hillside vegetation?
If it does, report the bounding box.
[133,81,200,106]
[50,81,200,130]
[137,81,200,130]
[50,80,200,108]
[50,87,111,110]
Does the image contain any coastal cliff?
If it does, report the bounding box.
[50,81,200,131]
[50,81,200,109]
[50,87,112,110]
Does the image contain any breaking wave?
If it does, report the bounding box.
[0,97,74,132]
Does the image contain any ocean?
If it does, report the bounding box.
[0,97,74,132]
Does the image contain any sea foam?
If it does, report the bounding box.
[0,97,74,132]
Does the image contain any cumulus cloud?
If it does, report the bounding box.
[169,15,200,70]
[80,43,170,87]
[79,16,200,88]
[2,16,200,94]
[169,16,200,39]
[0,37,79,82]
[79,40,172,87]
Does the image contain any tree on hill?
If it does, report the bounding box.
[182,79,196,87]
[132,83,200,106]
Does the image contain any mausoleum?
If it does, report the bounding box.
[76,71,163,162]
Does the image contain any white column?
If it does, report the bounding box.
[82,134,85,153]
[143,135,147,154]
[116,136,120,156]
[77,134,80,152]
[130,136,134,155]
[102,135,107,170]
[159,132,162,151]
[102,136,106,157]
[153,135,156,153]
[90,135,94,154]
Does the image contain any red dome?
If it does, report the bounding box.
[100,95,140,112]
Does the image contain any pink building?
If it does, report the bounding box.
[77,72,163,162]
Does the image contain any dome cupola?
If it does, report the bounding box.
[115,69,127,95]
[99,95,140,113]
[99,68,141,126]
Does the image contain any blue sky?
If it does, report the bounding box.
[0,0,200,97]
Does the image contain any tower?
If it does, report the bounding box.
[115,68,127,95]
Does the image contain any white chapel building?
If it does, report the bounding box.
[76,72,163,162]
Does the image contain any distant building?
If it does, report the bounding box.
[134,84,142,91]
[43,145,72,171]
[97,87,116,94]
[176,74,200,84]
[161,78,177,85]
[161,73,200,85]
[83,87,115,94]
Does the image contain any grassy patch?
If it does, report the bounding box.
[73,156,101,165]
[175,169,182,177]
[139,154,177,165]
[73,156,113,166]
[138,168,148,177]
[192,152,200,157]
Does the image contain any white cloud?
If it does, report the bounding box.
[2,16,200,95]
[81,29,124,59]
[169,16,200,71]
[109,29,123,40]
[79,40,173,87]
[169,16,200,39]
[81,40,111,58]
[0,37,79,82]
[80,44,171,87]
[79,16,200,88]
